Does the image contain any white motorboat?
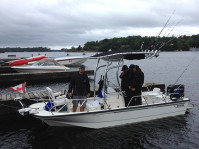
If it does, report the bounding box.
[55,56,88,67]
[8,55,48,66]
[16,50,192,128]
[12,58,70,73]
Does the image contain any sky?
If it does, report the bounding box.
[0,0,199,50]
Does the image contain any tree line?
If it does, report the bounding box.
[0,47,51,52]
[1,34,199,52]
[80,34,199,52]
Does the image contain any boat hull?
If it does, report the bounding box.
[34,100,189,128]
[55,57,88,66]
[12,66,69,73]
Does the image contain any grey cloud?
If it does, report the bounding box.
[0,0,199,49]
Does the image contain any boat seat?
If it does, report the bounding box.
[86,100,101,111]
[53,98,69,107]
[45,87,70,111]
[54,92,62,97]
[142,88,164,104]
[148,88,161,95]
[56,95,66,99]
[46,87,65,99]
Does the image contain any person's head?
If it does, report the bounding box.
[133,65,140,73]
[129,64,138,73]
[121,65,128,71]
[79,65,85,74]
[133,66,137,72]
[129,64,135,71]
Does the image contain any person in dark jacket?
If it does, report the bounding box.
[129,65,144,106]
[119,65,130,106]
[68,65,90,112]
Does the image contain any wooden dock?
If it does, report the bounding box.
[0,88,70,116]
[0,88,67,101]
[0,69,94,87]
[0,83,165,102]
[0,66,17,73]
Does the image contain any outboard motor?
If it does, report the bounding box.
[167,84,184,101]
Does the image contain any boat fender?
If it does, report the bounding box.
[18,108,32,116]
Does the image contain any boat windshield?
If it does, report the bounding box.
[31,57,65,66]
[41,61,55,66]
[32,61,55,66]
[32,61,42,66]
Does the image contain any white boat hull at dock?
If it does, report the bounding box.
[55,56,88,67]
[11,66,69,73]
[32,99,189,128]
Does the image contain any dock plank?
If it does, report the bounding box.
[0,89,67,101]
[0,69,94,86]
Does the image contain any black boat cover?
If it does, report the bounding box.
[91,50,156,61]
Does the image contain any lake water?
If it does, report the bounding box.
[0,51,199,149]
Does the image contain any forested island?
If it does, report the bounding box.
[79,34,199,52]
[0,47,51,53]
[0,34,199,53]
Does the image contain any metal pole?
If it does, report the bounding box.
[103,58,112,110]
[116,58,124,89]
[93,58,100,97]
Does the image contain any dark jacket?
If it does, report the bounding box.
[120,70,130,91]
[68,72,90,96]
[129,66,144,92]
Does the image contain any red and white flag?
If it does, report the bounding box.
[10,82,26,93]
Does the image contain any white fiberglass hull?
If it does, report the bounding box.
[32,100,189,128]
[55,56,88,66]
[12,66,70,73]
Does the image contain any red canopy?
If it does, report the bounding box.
[9,56,48,66]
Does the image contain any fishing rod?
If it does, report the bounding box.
[157,10,175,37]
[157,20,182,50]
[157,37,175,50]
[163,19,176,37]
[149,10,175,51]
[174,55,196,84]
[158,31,184,51]
[142,11,176,52]
[167,55,197,101]
[167,19,182,37]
